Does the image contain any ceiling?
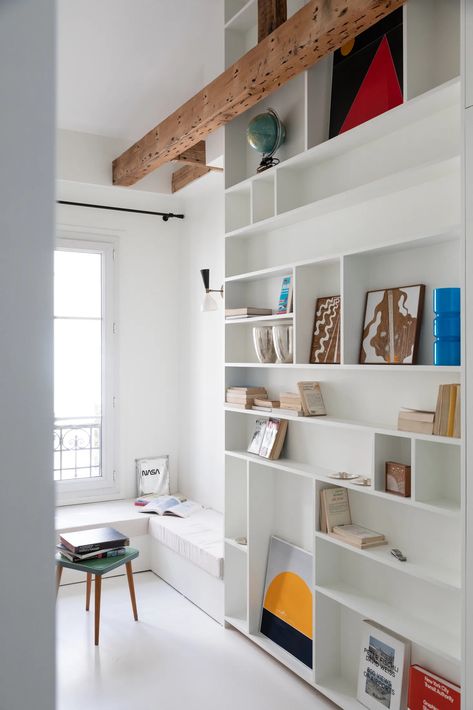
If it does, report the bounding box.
[57,0,223,142]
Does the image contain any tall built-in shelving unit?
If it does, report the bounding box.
[223,1,463,707]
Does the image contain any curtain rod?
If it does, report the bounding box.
[57,200,184,221]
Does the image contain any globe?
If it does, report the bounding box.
[246,109,286,172]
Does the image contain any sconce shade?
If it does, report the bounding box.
[200,269,210,290]
[202,292,218,312]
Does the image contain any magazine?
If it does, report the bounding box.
[139,495,203,518]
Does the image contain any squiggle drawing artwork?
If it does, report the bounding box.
[310,296,341,364]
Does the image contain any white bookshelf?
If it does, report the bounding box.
[223,0,463,706]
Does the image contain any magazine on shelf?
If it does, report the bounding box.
[277,275,293,314]
[357,620,410,710]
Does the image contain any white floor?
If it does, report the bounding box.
[57,572,338,710]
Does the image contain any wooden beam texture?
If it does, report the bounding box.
[113,0,405,186]
[172,164,212,193]
[258,0,287,42]
[175,140,207,167]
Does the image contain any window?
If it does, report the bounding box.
[54,237,116,501]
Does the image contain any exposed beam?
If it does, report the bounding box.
[172,164,212,193]
[113,0,405,187]
[175,140,206,167]
[258,0,287,42]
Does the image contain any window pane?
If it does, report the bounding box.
[54,319,101,419]
[54,250,102,318]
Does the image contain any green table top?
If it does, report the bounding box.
[56,547,139,575]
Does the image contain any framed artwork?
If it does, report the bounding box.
[260,536,313,668]
[310,296,341,364]
[329,8,403,138]
[360,285,425,365]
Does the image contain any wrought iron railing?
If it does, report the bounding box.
[54,418,102,481]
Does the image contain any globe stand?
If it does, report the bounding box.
[256,155,280,173]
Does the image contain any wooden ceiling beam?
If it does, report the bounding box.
[172,164,212,193]
[258,0,287,42]
[113,0,405,187]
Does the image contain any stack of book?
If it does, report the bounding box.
[433,383,461,437]
[57,527,129,563]
[279,392,304,416]
[320,487,386,549]
[226,386,267,409]
[225,307,272,320]
[398,408,435,435]
[252,397,280,412]
[247,418,288,460]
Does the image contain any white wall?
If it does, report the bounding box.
[57,181,182,501]
[178,172,226,511]
[0,1,56,708]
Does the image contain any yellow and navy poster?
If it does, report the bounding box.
[260,536,313,668]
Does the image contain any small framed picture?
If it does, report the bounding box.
[360,285,425,364]
[385,461,411,497]
[309,296,341,364]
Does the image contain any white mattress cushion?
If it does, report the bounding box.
[148,509,224,579]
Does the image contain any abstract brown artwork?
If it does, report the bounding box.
[360,285,425,364]
[310,296,341,364]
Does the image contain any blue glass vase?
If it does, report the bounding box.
[433,288,460,366]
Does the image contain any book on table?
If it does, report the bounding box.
[59,526,130,555]
[57,544,127,563]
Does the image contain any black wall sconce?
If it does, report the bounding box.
[200,269,224,311]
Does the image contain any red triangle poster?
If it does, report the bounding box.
[339,35,403,134]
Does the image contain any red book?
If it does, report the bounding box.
[408,665,460,710]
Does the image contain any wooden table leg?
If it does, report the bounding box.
[94,575,102,646]
[126,561,138,621]
[86,573,92,611]
[56,565,63,597]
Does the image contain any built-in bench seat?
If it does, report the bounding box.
[56,499,224,623]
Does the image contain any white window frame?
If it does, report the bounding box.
[55,233,118,505]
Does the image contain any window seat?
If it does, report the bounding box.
[56,498,224,623]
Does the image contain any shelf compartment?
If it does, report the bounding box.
[252,173,275,223]
[224,541,248,627]
[313,594,461,706]
[414,438,461,511]
[225,454,248,540]
[225,73,306,189]
[316,483,461,590]
[225,186,251,233]
[247,462,315,637]
[315,544,461,664]
[226,449,460,518]
[342,236,461,366]
[293,259,341,365]
[373,433,412,494]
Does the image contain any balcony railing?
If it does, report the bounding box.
[54,418,102,481]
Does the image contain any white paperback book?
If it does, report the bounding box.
[357,620,410,710]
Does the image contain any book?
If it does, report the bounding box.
[254,398,280,408]
[297,381,326,416]
[407,665,460,709]
[227,386,268,394]
[398,408,435,435]
[385,461,411,497]
[138,494,192,516]
[56,544,127,562]
[260,418,288,460]
[277,275,293,314]
[248,418,288,460]
[357,621,410,710]
[59,527,129,555]
[248,419,267,455]
[320,487,351,533]
[433,383,461,437]
[225,402,254,410]
[225,307,273,317]
[277,408,305,417]
[330,524,386,548]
